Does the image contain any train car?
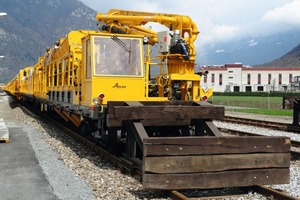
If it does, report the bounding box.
[19,66,34,97]
[4,74,20,97]
[6,9,290,190]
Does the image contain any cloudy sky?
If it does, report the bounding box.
[79,0,300,49]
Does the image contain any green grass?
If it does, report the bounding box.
[211,95,293,116]
[226,108,293,116]
[211,96,283,109]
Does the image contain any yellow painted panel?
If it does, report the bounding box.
[169,73,200,81]
[90,77,146,105]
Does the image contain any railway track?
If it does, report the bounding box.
[221,116,300,132]
[218,115,300,158]
[169,186,298,200]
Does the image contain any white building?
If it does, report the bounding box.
[202,64,300,92]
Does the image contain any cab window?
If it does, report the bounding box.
[93,36,142,76]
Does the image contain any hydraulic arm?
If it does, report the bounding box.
[96,9,199,60]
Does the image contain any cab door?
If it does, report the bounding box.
[80,37,93,106]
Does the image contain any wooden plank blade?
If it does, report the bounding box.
[144,136,291,156]
[143,169,290,190]
[144,153,290,173]
[113,105,224,120]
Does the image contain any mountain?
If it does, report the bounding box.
[0,0,97,83]
[255,43,300,68]
[199,29,300,66]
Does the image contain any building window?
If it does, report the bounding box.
[294,76,300,82]
[268,74,271,84]
[257,86,264,91]
[219,74,222,85]
[211,73,215,84]
[279,74,282,84]
[233,86,240,92]
[289,74,293,83]
[204,76,207,83]
[245,86,252,92]
[228,70,233,73]
[228,76,233,79]
[247,74,251,84]
[258,74,261,84]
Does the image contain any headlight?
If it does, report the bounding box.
[98,93,105,100]
[93,97,99,105]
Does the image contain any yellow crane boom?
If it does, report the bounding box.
[96,9,199,60]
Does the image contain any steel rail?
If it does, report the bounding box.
[222,115,300,133]
[169,187,299,200]
[221,116,288,130]
[253,185,298,200]
[169,190,189,200]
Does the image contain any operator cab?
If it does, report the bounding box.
[81,34,146,105]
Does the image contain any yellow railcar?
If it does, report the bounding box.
[4,74,20,97]
[24,27,212,127]
[19,66,34,96]
[32,57,47,99]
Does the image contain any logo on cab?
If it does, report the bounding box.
[113,83,126,88]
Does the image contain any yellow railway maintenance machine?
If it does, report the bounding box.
[9,9,290,190]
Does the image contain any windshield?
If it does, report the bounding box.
[93,36,142,76]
